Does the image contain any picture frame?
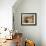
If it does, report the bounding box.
[21,13,37,26]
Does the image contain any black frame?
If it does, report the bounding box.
[21,13,37,26]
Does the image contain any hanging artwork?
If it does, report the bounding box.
[21,13,37,26]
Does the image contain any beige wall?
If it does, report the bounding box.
[0,0,16,29]
[40,0,46,46]
[0,0,16,38]
[13,0,41,46]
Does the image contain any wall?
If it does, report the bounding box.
[0,0,16,29]
[40,0,46,46]
[13,0,41,46]
[0,0,17,38]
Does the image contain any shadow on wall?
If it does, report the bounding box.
[12,0,24,11]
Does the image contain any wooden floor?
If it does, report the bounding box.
[0,33,23,46]
[0,39,16,46]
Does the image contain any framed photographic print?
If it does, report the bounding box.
[21,13,37,26]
